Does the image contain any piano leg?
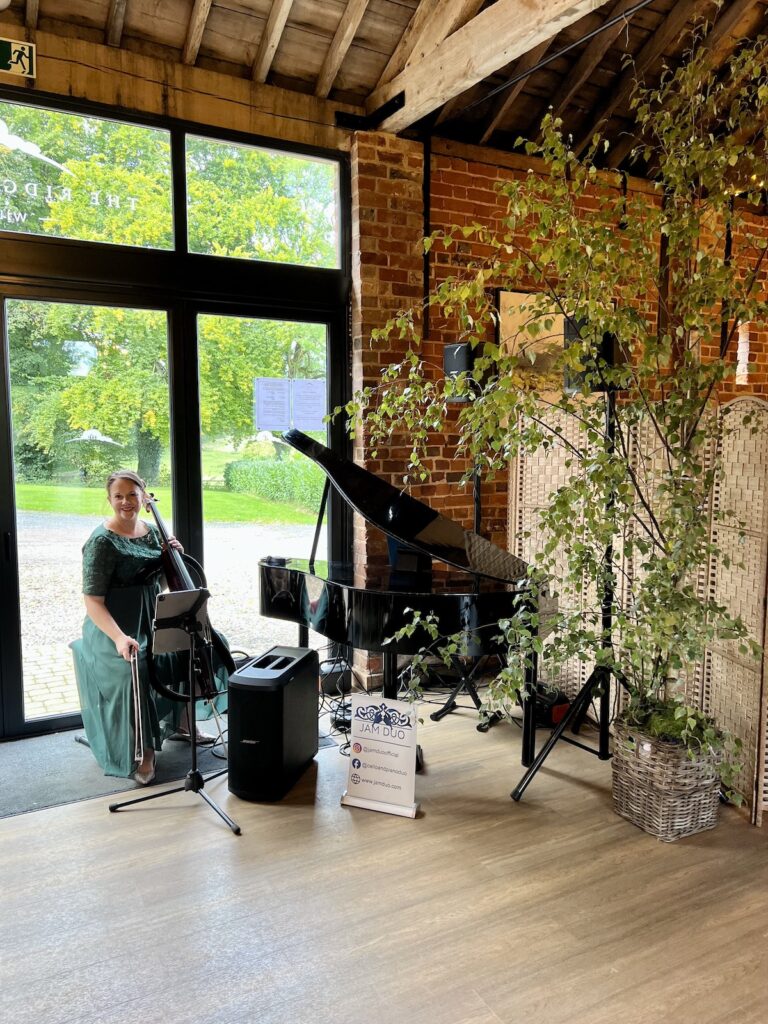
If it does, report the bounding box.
[382,651,398,699]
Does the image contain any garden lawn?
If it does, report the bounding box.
[15,484,316,525]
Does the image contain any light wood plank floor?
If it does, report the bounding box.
[1,710,767,1024]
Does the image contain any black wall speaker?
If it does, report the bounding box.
[228,646,319,801]
[564,317,619,392]
[443,342,474,377]
[443,342,476,403]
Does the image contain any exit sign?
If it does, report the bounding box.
[0,38,35,79]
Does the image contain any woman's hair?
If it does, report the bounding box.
[106,469,146,494]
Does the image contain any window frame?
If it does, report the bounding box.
[0,86,352,739]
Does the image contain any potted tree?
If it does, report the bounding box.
[341,35,768,838]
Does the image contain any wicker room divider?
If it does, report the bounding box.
[704,398,768,824]
[508,396,768,824]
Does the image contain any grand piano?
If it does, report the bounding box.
[258,430,550,765]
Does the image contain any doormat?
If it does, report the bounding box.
[0,727,337,818]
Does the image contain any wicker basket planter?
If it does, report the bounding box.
[611,722,721,842]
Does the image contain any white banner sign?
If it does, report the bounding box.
[341,695,419,818]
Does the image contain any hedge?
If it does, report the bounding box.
[224,457,325,511]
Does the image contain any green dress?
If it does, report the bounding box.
[71,523,225,778]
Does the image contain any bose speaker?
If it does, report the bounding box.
[228,646,319,801]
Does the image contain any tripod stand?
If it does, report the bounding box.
[511,383,627,800]
[109,588,241,836]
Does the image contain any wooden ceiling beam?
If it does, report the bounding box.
[546,0,640,126]
[572,0,717,156]
[433,89,473,128]
[480,39,553,144]
[366,0,607,134]
[606,124,639,167]
[603,7,768,169]
[182,0,213,66]
[316,0,371,99]
[376,0,485,89]
[376,0,441,88]
[252,0,296,84]
[105,0,128,48]
[25,1,39,30]
[698,0,766,68]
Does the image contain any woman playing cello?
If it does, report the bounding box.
[71,470,225,784]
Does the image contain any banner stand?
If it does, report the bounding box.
[340,695,419,818]
[340,793,418,819]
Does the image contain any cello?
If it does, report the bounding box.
[143,492,235,702]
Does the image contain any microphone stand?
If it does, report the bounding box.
[109,588,241,835]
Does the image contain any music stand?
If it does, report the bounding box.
[109,587,241,836]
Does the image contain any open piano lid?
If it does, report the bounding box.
[283,430,529,585]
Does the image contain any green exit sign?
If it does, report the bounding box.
[0,38,36,79]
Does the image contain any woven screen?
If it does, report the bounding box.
[508,403,596,699]
[704,398,768,823]
[508,396,768,824]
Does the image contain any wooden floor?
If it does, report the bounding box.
[2,709,767,1024]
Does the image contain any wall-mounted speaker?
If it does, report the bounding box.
[443,342,474,377]
[564,317,619,392]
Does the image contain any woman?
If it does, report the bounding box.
[71,470,221,784]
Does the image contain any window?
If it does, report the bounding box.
[186,135,340,268]
[0,100,173,249]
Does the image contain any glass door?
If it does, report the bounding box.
[197,313,329,657]
[1,297,171,736]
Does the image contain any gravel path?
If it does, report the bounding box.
[16,512,328,718]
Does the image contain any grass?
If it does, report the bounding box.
[14,483,316,525]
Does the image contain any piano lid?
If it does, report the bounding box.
[283,429,529,585]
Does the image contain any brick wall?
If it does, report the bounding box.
[350,132,768,688]
[352,136,768,523]
[350,131,424,587]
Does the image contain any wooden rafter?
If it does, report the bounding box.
[182,0,213,66]
[252,0,296,84]
[25,0,39,30]
[698,0,767,67]
[316,0,371,99]
[376,0,484,89]
[366,0,606,134]
[546,0,639,127]
[105,0,128,48]
[479,39,553,144]
[572,0,718,156]
[604,122,640,167]
[595,3,766,167]
[433,93,468,128]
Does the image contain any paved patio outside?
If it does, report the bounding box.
[17,512,327,722]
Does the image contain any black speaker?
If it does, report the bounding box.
[228,646,319,801]
[443,342,474,377]
[444,342,477,403]
[564,317,619,392]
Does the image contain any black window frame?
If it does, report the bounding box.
[0,86,352,738]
